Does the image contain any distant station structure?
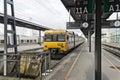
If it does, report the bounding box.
[0,13,52,30]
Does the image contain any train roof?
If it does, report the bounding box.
[44,30,81,37]
[44,30,67,34]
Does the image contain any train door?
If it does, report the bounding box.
[16,35,20,45]
[66,34,70,50]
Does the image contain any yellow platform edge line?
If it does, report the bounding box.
[64,44,85,80]
[64,52,81,80]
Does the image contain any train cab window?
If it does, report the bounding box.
[58,34,65,42]
[53,34,57,41]
[45,34,52,41]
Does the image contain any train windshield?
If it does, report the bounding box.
[45,34,65,42]
[44,34,52,41]
[53,34,57,41]
[58,34,65,42]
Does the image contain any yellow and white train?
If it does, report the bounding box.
[43,30,85,58]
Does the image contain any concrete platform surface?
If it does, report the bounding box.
[67,43,94,80]
[45,42,120,80]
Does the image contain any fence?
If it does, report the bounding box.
[0,50,52,80]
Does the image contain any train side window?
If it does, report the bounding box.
[69,36,71,42]
[67,35,69,40]
[1,40,4,43]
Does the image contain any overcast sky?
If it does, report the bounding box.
[0,0,73,28]
[0,0,119,37]
[0,0,85,36]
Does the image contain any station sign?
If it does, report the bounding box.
[104,0,120,13]
[67,22,90,29]
[75,0,93,14]
[67,22,81,29]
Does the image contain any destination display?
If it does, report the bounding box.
[75,0,93,14]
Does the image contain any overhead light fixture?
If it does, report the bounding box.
[82,22,89,28]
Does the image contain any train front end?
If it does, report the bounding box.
[43,30,67,54]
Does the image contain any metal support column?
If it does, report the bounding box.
[39,30,41,45]
[95,0,101,80]
[88,30,91,52]
[4,0,19,77]
[4,0,7,76]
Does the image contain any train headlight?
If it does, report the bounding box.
[45,45,47,47]
[57,43,63,47]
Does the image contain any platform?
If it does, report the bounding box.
[45,42,120,80]
[0,44,43,52]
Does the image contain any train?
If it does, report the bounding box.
[43,30,85,58]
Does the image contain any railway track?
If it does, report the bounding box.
[50,54,69,69]
[102,44,120,58]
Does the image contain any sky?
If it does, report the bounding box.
[0,0,72,28]
[0,0,119,37]
[0,0,75,36]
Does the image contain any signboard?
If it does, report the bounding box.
[67,22,81,29]
[67,22,90,29]
[104,0,120,13]
[67,21,120,29]
[75,0,93,14]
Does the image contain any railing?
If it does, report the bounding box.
[0,50,52,80]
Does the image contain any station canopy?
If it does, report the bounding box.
[0,13,52,31]
[61,0,113,37]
